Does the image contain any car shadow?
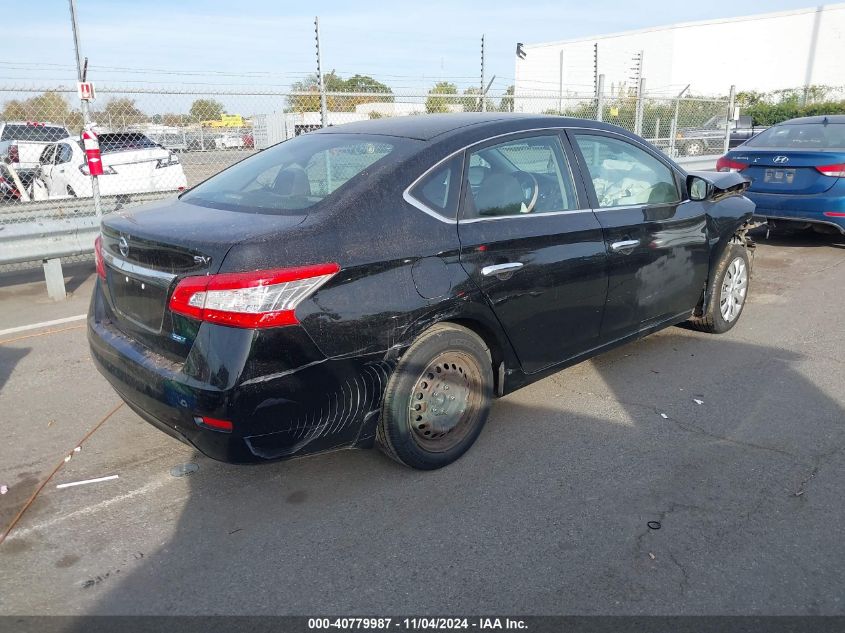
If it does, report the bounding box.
[62,328,845,616]
[0,345,29,395]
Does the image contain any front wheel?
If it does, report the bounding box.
[377,323,493,470]
[688,243,750,333]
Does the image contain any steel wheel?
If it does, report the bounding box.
[407,351,483,453]
[685,141,704,156]
[719,256,748,323]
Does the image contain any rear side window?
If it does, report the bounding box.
[746,123,845,149]
[1,124,68,142]
[39,144,57,164]
[183,133,403,215]
[408,155,462,219]
[56,143,74,164]
[574,134,680,208]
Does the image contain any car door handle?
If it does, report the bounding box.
[481,262,524,277]
[610,239,640,253]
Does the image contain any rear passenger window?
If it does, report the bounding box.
[574,134,680,208]
[408,155,462,219]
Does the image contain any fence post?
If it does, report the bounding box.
[314,16,328,128]
[634,77,646,135]
[724,84,736,155]
[558,49,564,115]
[669,99,679,157]
[596,74,605,122]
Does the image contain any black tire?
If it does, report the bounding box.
[377,323,493,470]
[688,243,750,334]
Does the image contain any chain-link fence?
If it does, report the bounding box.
[0,83,738,276]
[0,84,732,213]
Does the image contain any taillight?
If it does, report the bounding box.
[716,156,748,172]
[823,211,845,217]
[8,144,19,163]
[816,163,845,177]
[169,263,340,329]
[194,416,233,433]
[94,235,106,279]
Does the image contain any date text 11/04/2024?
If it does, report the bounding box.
[307,618,528,630]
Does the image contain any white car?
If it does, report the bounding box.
[36,132,187,199]
[213,133,245,150]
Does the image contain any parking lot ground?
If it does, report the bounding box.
[0,231,843,615]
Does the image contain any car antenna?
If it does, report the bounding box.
[822,116,829,126]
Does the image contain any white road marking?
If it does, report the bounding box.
[56,474,119,489]
[8,474,178,540]
[0,314,86,337]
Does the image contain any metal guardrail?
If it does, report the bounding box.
[0,191,172,265]
[0,191,174,299]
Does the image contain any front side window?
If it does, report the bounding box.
[574,134,680,208]
[183,133,402,215]
[463,135,577,219]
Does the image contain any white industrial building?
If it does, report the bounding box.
[514,3,845,104]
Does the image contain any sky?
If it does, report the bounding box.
[0,0,828,113]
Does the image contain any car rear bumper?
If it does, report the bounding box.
[88,281,391,464]
[746,189,845,233]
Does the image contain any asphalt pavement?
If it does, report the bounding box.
[0,230,843,615]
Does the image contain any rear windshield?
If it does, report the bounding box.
[182,133,400,214]
[98,133,160,153]
[1,124,68,142]
[746,123,845,149]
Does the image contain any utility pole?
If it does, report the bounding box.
[480,34,486,112]
[315,16,328,128]
[68,0,102,223]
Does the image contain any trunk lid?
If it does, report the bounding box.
[732,149,845,195]
[100,197,307,359]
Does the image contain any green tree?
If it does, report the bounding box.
[189,98,225,122]
[498,85,515,112]
[97,98,147,128]
[460,87,494,113]
[2,91,71,122]
[288,72,393,112]
[425,81,458,114]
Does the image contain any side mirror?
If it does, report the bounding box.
[687,175,712,201]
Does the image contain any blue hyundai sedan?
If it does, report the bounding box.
[717,115,845,234]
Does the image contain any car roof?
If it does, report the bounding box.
[312,112,618,141]
[779,115,845,125]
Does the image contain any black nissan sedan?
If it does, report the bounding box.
[89,113,754,470]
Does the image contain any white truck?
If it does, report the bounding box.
[0,121,71,181]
